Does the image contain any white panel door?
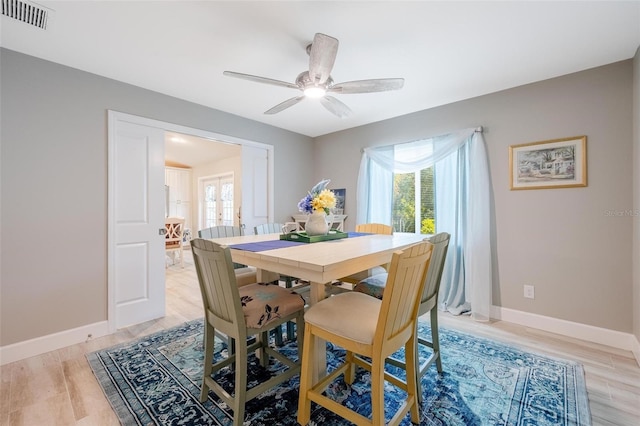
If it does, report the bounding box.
[241,145,269,233]
[111,116,166,329]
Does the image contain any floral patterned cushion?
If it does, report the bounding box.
[353,273,388,300]
[238,282,305,329]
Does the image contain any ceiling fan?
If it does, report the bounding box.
[223,33,404,118]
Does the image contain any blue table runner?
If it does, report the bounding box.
[229,232,371,252]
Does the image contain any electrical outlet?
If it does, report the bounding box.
[523,285,535,299]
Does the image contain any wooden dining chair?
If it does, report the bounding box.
[198,225,244,238]
[354,232,450,403]
[254,223,284,234]
[339,223,394,285]
[191,238,305,426]
[165,217,185,268]
[198,225,257,286]
[297,241,433,426]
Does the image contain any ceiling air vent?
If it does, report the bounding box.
[2,0,49,29]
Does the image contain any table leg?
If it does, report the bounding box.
[309,281,328,384]
[257,269,279,283]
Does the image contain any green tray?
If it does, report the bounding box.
[279,230,348,243]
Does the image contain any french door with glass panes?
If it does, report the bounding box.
[201,174,234,229]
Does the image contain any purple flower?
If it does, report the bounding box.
[297,194,313,214]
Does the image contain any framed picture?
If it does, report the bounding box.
[509,136,587,190]
[332,188,346,213]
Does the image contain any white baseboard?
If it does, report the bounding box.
[0,321,110,366]
[632,335,640,367]
[491,305,638,355]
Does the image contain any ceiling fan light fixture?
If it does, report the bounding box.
[304,86,326,98]
[223,33,404,117]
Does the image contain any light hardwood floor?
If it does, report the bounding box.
[1,249,639,425]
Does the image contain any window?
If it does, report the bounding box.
[392,167,435,234]
[203,183,217,228]
[356,127,492,320]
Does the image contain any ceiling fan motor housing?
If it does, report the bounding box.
[296,71,333,91]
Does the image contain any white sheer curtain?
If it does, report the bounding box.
[356,127,492,321]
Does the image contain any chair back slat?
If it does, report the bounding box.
[198,225,244,238]
[355,223,393,235]
[419,232,451,311]
[165,217,184,244]
[254,223,284,235]
[190,238,244,331]
[376,241,432,351]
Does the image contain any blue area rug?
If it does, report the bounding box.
[87,319,591,425]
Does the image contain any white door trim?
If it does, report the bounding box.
[107,110,274,332]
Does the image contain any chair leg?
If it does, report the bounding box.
[431,309,442,373]
[286,321,296,342]
[232,341,248,426]
[258,331,269,368]
[272,325,284,346]
[295,311,304,357]
[345,351,356,385]
[297,325,315,426]
[200,323,216,402]
[284,276,296,342]
[415,325,424,405]
[370,356,386,426]
[406,335,420,424]
[229,336,236,371]
[284,276,294,288]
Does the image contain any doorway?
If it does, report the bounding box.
[108,111,274,332]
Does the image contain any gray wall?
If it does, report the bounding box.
[0,48,314,346]
[315,60,635,333]
[1,46,637,349]
[633,47,640,343]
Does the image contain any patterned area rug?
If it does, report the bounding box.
[87,319,591,425]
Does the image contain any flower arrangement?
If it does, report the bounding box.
[298,179,336,215]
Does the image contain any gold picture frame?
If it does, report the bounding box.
[509,136,587,190]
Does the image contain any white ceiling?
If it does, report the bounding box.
[2,1,639,140]
[165,132,241,167]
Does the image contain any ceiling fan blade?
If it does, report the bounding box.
[328,78,405,94]
[320,96,352,118]
[308,33,339,85]
[223,71,299,90]
[264,96,305,115]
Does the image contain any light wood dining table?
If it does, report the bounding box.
[206,231,426,382]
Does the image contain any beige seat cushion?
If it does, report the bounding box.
[304,292,381,345]
[239,283,305,329]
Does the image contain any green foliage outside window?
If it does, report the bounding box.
[392,167,436,234]
[393,173,415,232]
[421,218,435,234]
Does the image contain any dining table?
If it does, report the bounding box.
[206,231,426,382]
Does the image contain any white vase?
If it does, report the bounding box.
[305,211,329,236]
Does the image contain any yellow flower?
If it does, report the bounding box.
[318,189,337,209]
[311,198,324,211]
